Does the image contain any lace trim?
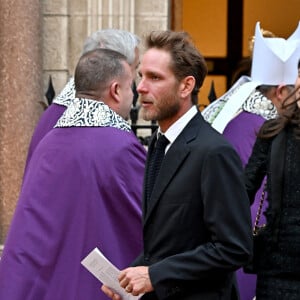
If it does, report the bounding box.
[53,78,75,107]
[202,80,246,124]
[55,98,132,132]
[242,90,278,120]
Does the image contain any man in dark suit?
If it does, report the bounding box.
[102,30,252,300]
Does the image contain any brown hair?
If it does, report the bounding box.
[145,30,207,105]
[258,88,300,139]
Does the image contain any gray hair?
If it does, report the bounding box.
[82,29,140,65]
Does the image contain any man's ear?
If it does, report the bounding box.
[276,84,293,104]
[179,76,195,98]
[276,84,283,95]
[272,84,294,111]
[110,81,121,103]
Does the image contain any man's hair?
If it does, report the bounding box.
[257,84,294,96]
[74,48,127,94]
[256,85,275,95]
[145,30,207,104]
[82,29,140,65]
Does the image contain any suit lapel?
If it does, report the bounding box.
[144,112,202,225]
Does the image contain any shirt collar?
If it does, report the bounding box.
[158,105,198,145]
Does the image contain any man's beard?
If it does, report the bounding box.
[140,96,181,122]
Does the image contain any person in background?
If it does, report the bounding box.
[102,30,252,300]
[244,59,300,299]
[202,21,300,300]
[0,48,146,300]
[25,28,140,172]
[230,28,276,86]
[202,24,281,130]
[203,27,276,125]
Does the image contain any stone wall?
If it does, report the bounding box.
[43,0,169,101]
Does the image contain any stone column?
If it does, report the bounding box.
[0,0,43,243]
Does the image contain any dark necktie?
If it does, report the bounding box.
[146,134,169,201]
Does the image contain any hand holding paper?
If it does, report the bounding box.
[81,247,142,300]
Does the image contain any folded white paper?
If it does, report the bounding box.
[81,247,142,300]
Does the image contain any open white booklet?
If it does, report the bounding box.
[81,247,143,300]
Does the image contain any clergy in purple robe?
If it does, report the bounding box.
[25,78,74,170]
[24,29,141,173]
[0,48,146,300]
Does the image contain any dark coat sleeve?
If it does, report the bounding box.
[244,137,271,204]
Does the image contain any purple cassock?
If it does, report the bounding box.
[0,98,147,300]
[222,90,277,300]
[24,78,75,174]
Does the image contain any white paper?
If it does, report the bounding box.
[81,247,142,300]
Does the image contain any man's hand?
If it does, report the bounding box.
[101,266,153,299]
[118,266,153,296]
[101,285,121,300]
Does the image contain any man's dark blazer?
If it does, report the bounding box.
[132,110,252,300]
